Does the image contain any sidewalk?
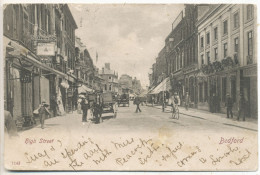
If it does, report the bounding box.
[147,104,258,131]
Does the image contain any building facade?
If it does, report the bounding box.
[99,63,119,93]
[196,4,257,118]
[3,4,78,127]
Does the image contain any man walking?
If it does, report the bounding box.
[184,92,190,110]
[39,100,50,129]
[134,96,142,113]
[81,96,89,122]
[225,94,233,118]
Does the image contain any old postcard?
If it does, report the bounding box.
[1,2,258,173]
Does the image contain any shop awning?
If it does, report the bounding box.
[78,85,94,94]
[150,77,171,94]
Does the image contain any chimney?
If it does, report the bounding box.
[105,63,110,70]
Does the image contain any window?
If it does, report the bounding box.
[234,37,239,63]
[247,5,254,20]
[223,20,228,35]
[233,12,239,28]
[206,33,210,45]
[109,76,112,80]
[109,85,112,91]
[105,84,107,91]
[206,51,210,64]
[248,31,253,56]
[223,43,228,57]
[201,54,204,64]
[200,36,204,48]
[234,37,239,53]
[214,27,218,40]
[214,48,218,60]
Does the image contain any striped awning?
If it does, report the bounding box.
[78,85,94,94]
[150,77,171,94]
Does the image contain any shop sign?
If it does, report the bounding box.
[243,67,257,77]
[32,34,56,42]
[37,42,55,56]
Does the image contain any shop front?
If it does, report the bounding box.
[241,64,257,119]
[4,37,67,127]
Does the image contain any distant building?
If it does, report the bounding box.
[132,77,142,95]
[119,74,133,94]
[99,63,119,93]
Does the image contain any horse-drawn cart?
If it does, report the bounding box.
[92,92,118,123]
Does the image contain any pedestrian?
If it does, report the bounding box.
[152,96,154,106]
[134,96,142,113]
[225,94,233,118]
[81,96,89,122]
[171,92,180,113]
[238,93,246,121]
[38,100,50,129]
[184,92,190,110]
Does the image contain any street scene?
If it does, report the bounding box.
[2,3,258,172]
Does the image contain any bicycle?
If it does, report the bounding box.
[171,104,180,120]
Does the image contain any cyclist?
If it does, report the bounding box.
[171,92,180,113]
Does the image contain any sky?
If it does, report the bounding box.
[69,4,184,88]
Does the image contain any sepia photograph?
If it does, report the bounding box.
[1,1,258,173]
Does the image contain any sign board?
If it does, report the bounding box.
[37,42,55,56]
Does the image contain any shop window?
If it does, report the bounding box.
[222,77,227,102]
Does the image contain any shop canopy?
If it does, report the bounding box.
[149,77,171,94]
[78,85,94,94]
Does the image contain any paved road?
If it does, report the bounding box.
[17,101,256,136]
